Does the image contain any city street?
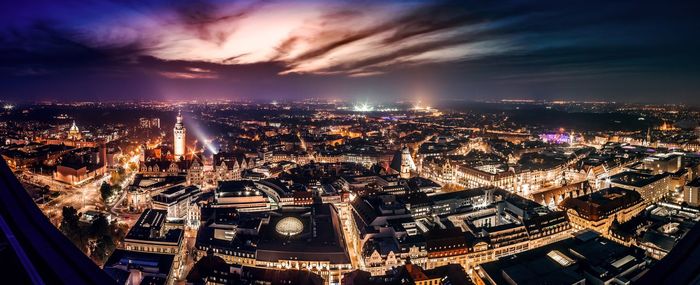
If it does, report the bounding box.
[27,154,141,226]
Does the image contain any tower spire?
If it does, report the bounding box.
[174,109,186,159]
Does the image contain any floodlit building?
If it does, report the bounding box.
[152,184,202,228]
[173,110,186,160]
[610,171,673,203]
[68,121,81,140]
[195,204,352,283]
[560,187,645,237]
[105,209,186,285]
[390,146,417,179]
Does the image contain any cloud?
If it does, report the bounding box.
[1,0,698,84]
[1,1,522,76]
[159,67,218,79]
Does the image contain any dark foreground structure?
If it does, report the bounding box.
[0,158,115,285]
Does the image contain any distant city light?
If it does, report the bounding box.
[3,104,14,110]
[353,103,374,112]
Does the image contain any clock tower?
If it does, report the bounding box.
[174,110,186,160]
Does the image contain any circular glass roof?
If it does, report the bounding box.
[275,217,304,236]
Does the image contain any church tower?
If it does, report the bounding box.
[390,146,417,179]
[174,110,186,160]
[67,121,81,140]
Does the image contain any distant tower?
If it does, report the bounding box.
[67,121,81,140]
[174,110,186,160]
[390,146,417,179]
[139,143,146,162]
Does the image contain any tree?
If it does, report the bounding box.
[59,206,79,235]
[109,172,120,185]
[109,166,126,185]
[100,181,113,202]
[110,166,126,185]
[60,206,87,252]
[88,214,109,239]
[91,235,115,263]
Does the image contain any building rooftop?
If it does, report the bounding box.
[560,187,643,221]
[152,185,201,205]
[103,249,174,285]
[479,230,649,285]
[255,204,350,264]
[125,209,183,244]
[610,171,669,188]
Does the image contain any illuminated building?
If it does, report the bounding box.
[367,188,572,271]
[54,162,106,185]
[420,156,456,186]
[642,153,683,174]
[187,254,324,285]
[560,187,645,237]
[390,146,416,179]
[173,110,186,160]
[195,204,352,283]
[1,144,73,171]
[139,117,161,129]
[151,185,203,228]
[67,120,81,140]
[350,195,427,274]
[343,263,472,285]
[213,152,255,182]
[127,174,187,211]
[105,209,186,285]
[454,164,516,191]
[53,147,107,185]
[685,178,700,206]
[473,230,651,285]
[214,180,273,211]
[609,171,673,203]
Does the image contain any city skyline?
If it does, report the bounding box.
[2,99,700,284]
[2,1,700,285]
[1,0,699,103]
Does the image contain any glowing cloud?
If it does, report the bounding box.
[45,1,515,77]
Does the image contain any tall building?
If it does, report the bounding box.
[173,110,186,160]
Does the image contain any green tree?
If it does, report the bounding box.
[100,181,113,202]
[88,214,109,239]
[60,206,87,252]
[59,206,79,235]
[91,235,115,263]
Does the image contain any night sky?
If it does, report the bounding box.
[1,0,699,104]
